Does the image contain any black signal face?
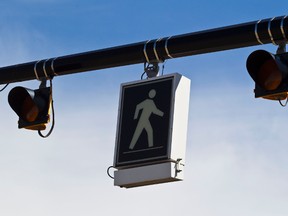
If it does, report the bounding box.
[8,87,51,130]
[247,50,288,101]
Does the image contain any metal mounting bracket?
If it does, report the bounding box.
[276,41,287,54]
[144,61,160,78]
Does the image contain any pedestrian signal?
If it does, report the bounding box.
[113,73,190,188]
[246,50,288,100]
[129,89,164,150]
[8,86,51,130]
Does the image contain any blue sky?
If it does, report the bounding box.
[0,1,288,216]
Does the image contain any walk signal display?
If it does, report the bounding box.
[114,76,173,167]
[8,86,51,130]
[113,73,190,187]
[114,73,190,167]
[246,50,288,100]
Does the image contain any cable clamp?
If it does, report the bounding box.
[173,158,184,178]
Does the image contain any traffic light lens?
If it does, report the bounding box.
[258,59,282,90]
[21,96,39,122]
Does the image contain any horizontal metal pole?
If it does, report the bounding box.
[0,16,287,85]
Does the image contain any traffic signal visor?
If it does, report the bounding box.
[246,50,288,100]
[8,87,51,130]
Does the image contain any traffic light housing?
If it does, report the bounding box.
[8,86,51,130]
[246,50,288,100]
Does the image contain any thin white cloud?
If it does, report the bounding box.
[1,83,288,216]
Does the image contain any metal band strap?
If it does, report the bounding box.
[165,36,173,58]
[268,17,277,45]
[34,60,41,81]
[280,15,287,41]
[153,38,162,62]
[51,57,59,76]
[143,40,151,63]
[255,20,264,45]
[43,58,50,80]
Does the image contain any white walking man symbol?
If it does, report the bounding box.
[129,89,164,150]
